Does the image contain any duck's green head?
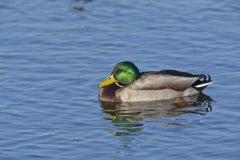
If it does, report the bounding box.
[99,61,140,88]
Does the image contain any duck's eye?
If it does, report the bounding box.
[116,69,122,73]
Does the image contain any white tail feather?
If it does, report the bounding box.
[195,81,214,88]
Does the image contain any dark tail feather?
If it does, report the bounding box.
[192,74,214,91]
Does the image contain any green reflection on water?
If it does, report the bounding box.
[101,93,213,136]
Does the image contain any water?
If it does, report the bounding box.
[0,0,240,159]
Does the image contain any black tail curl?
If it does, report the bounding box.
[192,74,213,91]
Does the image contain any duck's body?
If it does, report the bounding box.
[99,62,214,102]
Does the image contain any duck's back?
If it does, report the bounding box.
[128,70,201,91]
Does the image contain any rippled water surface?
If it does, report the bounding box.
[0,0,240,159]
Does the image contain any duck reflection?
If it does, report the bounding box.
[100,93,213,136]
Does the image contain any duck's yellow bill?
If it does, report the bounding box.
[98,74,117,88]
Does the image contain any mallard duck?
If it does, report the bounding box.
[98,61,214,102]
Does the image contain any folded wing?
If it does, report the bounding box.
[128,70,213,91]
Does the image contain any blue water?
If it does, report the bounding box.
[0,0,240,159]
